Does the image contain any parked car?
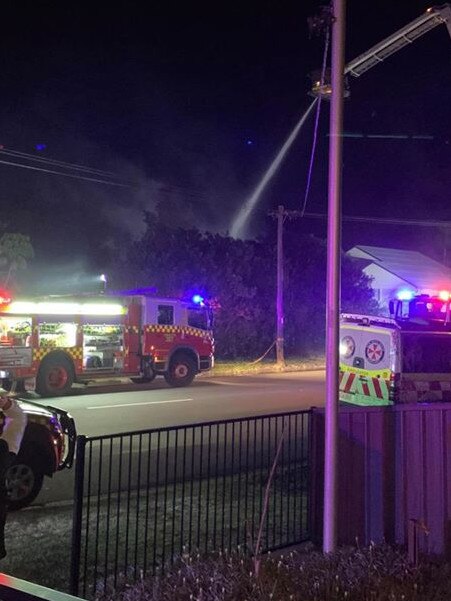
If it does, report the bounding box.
[3,399,76,510]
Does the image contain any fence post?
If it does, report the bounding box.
[308,408,324,546]
[70,435,87,597]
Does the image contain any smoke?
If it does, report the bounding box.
[16,258,105,295]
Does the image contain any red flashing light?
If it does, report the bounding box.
[0,289,12,307]
[438,290,450,302]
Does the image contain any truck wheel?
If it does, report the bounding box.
[6,458,44,511]
[36,355,74,397]
[164,354,196,387]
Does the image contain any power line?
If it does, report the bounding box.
[0,146,220,197]
[0,158,133,187]
[304,212,451,228]
[0,148,119,179]
[301,22,330,216]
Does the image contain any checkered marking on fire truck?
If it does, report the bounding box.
[125,326,139,333]
[340,371,390,400]
[145,325,212,339]
[33,346,83,362]
[365,339,385,364]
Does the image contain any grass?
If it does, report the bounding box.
[1,501,74,592]
[203,355,325,377]
[1,463,309,599]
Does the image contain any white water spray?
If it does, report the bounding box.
[230,98,318,239]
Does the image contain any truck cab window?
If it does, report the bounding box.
[158,305,174,325]
[187,308,208,330]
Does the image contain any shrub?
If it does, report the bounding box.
[101,543,451,601]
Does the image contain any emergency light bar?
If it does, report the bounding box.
[3,301,126,316]
[396,289,414,301]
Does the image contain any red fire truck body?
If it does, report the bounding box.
[0,292,214,397]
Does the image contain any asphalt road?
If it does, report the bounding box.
[46,370,326,436]
[35,370,325,505]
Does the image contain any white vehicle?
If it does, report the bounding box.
[339,291,451,406]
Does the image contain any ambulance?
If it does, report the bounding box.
[339,291,451,405]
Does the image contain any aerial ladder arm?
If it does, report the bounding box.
[345,4,451,78]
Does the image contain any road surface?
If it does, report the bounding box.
[43,370,325,436]
[30,370,325,505]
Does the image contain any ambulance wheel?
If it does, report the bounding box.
[164,354,196,387]
[36,355,74,397]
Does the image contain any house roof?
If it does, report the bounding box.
[347,245,451,290]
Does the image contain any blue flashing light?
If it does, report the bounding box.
[192,294,204,305]
[246,139,253,146]
[397,289,414,301]
[35,143,46,151]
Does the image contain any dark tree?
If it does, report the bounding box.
[120,213,376,359]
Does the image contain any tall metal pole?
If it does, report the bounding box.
[276,204,285,365]
[323,0,346,553]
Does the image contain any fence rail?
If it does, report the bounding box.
[70,410,312,598]
[310,403,451,555]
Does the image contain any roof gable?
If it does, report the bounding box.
[347,245,451,290]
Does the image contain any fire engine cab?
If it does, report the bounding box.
[339,290,451,406]
[0,290,214,397]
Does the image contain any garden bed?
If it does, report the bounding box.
[103,544,451,601]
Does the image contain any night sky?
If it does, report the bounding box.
[1,1,450,266]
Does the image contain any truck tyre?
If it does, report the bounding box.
[6,456,44,511]
[36,355,74,397]
[164,353,196,387]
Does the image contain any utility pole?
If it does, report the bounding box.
[269,206,300,366]
[323,0,346,554]
[276,205,285,366]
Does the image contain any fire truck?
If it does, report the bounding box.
[339,290,451,406]
[0,290,214,397]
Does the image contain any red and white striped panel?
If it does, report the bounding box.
[340,371,390,400]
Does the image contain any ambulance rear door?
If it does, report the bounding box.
[339,320,396,406]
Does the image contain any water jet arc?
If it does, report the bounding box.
[230,98,318,239]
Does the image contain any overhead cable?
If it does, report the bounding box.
[301,22,330,216]
[0,148,120,178]
[0,158,133,187]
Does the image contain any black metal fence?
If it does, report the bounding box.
[70,410,311,598]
